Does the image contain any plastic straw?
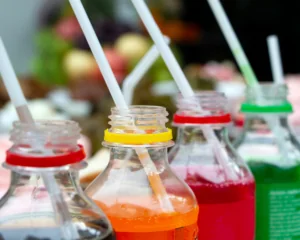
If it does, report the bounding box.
[123,36,170,105]
[207,0,259,89]
[131,0,238,181]
[207,0,289,160]
[68,0,174,213]
[267,35,284,84]
[0,38,79,239]
[267,35,289,158]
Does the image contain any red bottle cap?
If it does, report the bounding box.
[6,145,86,168]
[173,113,231,125]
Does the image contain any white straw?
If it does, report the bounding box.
[68,0,127,109]
[123,36,170,105]
[0,37,79,239]
[131,0,238,181]
[131,0,194,98]
[0,39,27,108]
[267,35,284,84]
[69,0,174,212]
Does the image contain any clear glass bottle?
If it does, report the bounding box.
[169,92,255,240]
[85,106,199,240]
[234,84,300,240]
[0,120,115,240]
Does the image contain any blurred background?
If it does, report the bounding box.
[1,0,300,186]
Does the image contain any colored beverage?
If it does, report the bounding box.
[248,161,300,240]
[173,166,255,240]
[94,196,199,240]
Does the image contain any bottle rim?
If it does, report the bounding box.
[240,103,293,114]
[241,83,293,114]
[173,113,231,125]
[106,105,172,145]
[5,144,86,168]
[104,128,173,145]
[173,91,231,125]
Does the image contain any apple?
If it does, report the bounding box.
[55,16,82,41]
[63,50,98,80]
[115,33,151,62]
[90,48,128,83]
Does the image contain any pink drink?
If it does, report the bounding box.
[173,166,255,240]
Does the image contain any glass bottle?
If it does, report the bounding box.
[85,106,199,240]
[169,92,255,240]
[234,84,300,240]
[0,120,115,240]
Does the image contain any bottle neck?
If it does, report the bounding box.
[6,120,85,169]
[175,124,228,145]
[243,113,290,134]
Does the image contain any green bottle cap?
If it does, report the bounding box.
[241,102,293,113]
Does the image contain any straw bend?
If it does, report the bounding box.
[123,36,171,105]
[131,0,194,98]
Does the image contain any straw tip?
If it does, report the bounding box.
[267,35,278,42]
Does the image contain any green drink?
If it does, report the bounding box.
[249,162,300,239]
[235,84,300,240]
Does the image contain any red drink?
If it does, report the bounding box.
[173,166,255,240]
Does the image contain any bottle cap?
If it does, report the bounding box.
[104,129,173,145]
[6,145,86,168]
[241,102,293,113]
[173,113,231,125]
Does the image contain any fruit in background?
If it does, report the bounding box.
[115,33,151,62]
[153,68,173,83]
[32,30,72,86]
[91,48,128,83]
[74,20,134,50]
[55,16,82,41]
[63,50,98,81]
[149,44,183,81]
[64,48,127,84]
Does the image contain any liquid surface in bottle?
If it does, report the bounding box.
[248,161,300,240]
[173,166,255,240]
[94,195,198,240]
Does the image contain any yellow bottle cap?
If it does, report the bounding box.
[104,128,173,145]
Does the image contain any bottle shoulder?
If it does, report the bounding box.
[0,173,113,239]
[236,131,300,167]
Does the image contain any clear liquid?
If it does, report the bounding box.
[0,218,115,240]
[0,228,115,240]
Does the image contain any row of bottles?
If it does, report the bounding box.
[0,83,299,239]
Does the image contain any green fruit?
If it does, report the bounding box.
[153,68,173,83]
[32,30,72,86]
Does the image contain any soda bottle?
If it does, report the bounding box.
[169,92,255,240]
[0,120,115,240]
[85,106,199,240]
[235,84,300,240]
